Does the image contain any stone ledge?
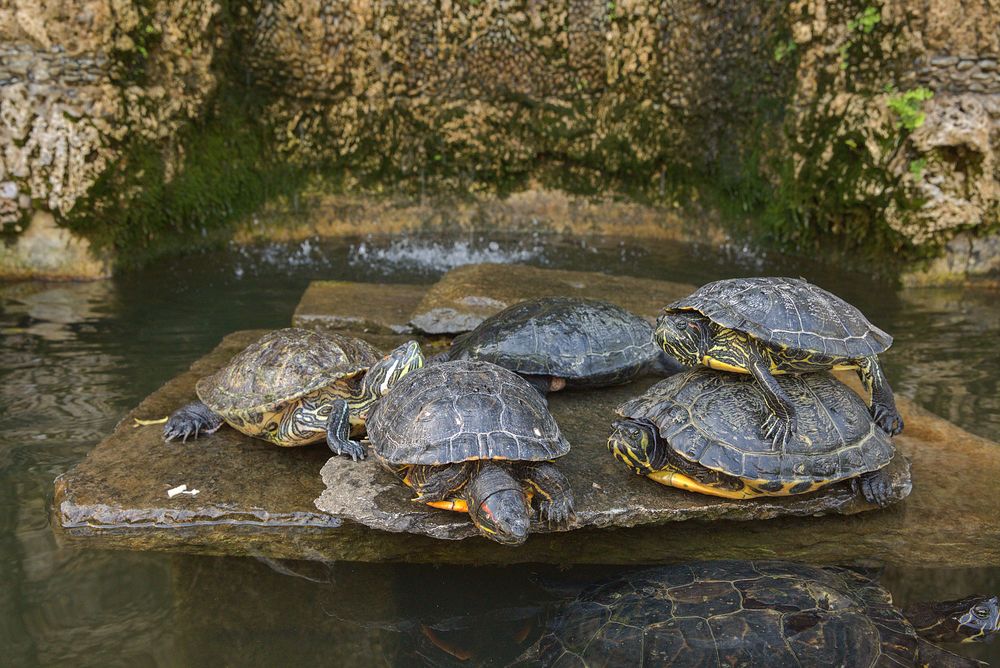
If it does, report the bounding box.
[292,281,430,334]
[52,326,1000,566]
[407,264,697,334]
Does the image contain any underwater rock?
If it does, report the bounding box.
[408,264,696,334]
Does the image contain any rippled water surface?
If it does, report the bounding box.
[1,234,998,666]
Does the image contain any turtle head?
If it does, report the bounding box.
[654,311,709,367]
[608,419,663,476]
[905,595,1000,643]
[466,463,530,546]
[361,340,424,401]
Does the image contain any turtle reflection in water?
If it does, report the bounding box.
[367,360,575,545]
[164,328,423,459]
[443,297,680,395]
[515,561,1000,667]
[609,369,900,505]
[656,277,903,446]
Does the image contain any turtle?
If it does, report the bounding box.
[366,359,575,545]
[608,368,900,505]
[514,560,1000,667]
[655,276,903,447]
[442,297,681,395]
[163,328,424,460]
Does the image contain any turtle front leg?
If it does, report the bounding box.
[521,462,575,527]
[856,356,904,435]
[163,401,224,443]
[746,347,797,448]
[407,462,475,504]
[326,399,366,461]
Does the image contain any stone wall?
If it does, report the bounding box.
[0,0,997,279]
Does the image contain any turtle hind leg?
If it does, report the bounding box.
[856,356,904,435]
[521,462,575,527]
[326,399,366,461]
[747,346,797,448]
[851,469,897,507]
[163,401,224,443]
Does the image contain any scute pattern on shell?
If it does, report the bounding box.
[197,328,382,414]
[522,560,920,667]
[448,297,660,384]
[368,360,570,465]
[668,277,892,358]
[617,369,893,484]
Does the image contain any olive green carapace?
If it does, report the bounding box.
[446,297,677,388]
[668,277,892,358]
[197,328,382,446]
[611,369,896,498]
[367,360,574,545]
[369,361,569,466]
[518,561,991,667]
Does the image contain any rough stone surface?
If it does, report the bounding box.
[52,328,1000,566]
[0,0,219,224]
[3,0,998,280]
[0,210,109,279]
[901,231,1000,286]
[292,280,429,335]
[236,189,722,246]
[409,264,696,334]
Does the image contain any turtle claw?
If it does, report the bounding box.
[163,402,223,443]
[328,437,367,461]
[538,497,575,528]
[871,404,904,436]
[761,413,795,449]
[853,470,895,507]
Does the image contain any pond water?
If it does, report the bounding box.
[1,234,998,666]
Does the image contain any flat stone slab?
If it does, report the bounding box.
[293,280,429,334]
[408,264,696,333]
[53,327,1000,566]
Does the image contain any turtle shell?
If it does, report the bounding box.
[196,328,382,415]
[617,368,893,485]
[447,297,661,386]
[667,277,892,358]
[368,360,570,466]
[520,560,921,667]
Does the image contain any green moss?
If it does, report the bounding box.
[66,87,309,268]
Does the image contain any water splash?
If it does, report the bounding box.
[348,237,546,276]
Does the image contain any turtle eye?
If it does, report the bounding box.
[973,606,990,619]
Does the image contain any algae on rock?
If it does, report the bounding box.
[2,0,998,280]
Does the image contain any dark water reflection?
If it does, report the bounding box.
[1,234,997,666]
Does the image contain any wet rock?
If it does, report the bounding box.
[0,211,109,280]
[292,280,430,334]
[408,264,696,334]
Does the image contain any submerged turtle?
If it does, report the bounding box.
[609,368,899,505]
[656,277,903,446]
[366,360,575,545]
[443,297,680,395]
[163,328,423,460]
[515,560,1000,667]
